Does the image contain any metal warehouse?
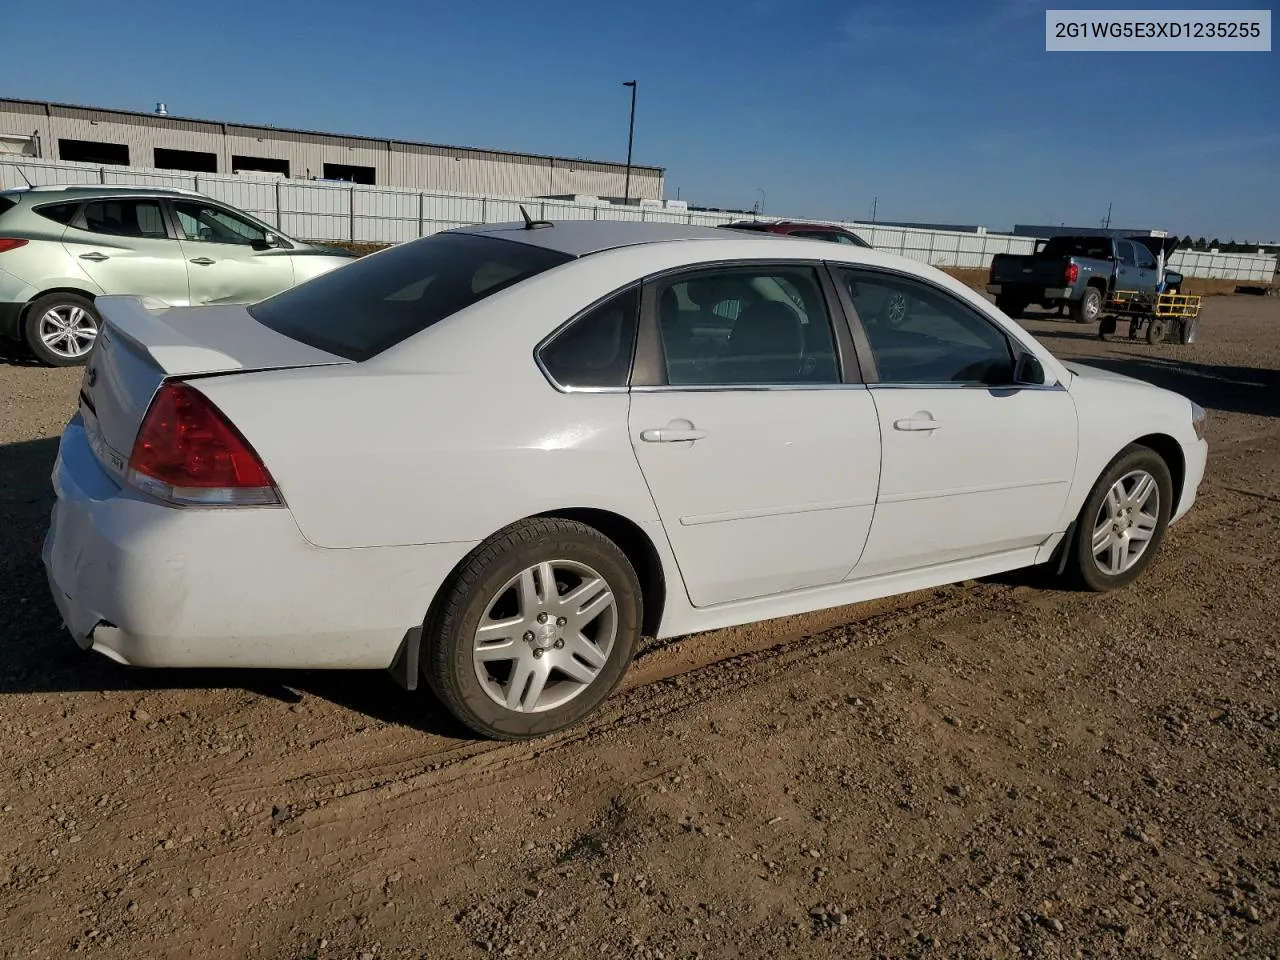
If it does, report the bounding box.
[0,97,664,201]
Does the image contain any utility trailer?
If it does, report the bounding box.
[1095,230,1202,345]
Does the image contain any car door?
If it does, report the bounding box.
[1131,241,1159,294]
[628,262,882,608]
[59,197,190,305]
[170,199,296,304]
[1115,240,1139,293]
[833,266,1078,578]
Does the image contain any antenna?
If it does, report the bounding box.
[518,204,553,230]
[13,165,32,187]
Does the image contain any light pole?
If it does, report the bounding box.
[756,188,766,215]
[622,81,637,205]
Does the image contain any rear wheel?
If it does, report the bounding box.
[1098,317,1117,340]
[1146,316,1169,345]
[424,518,643,740]
[23,292,101,367]
[1065,445,1172,592]
[1070,286,1103,324]
[1177,316,1199,344]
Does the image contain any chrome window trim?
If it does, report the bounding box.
[632,382,869,394]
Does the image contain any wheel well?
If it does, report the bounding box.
[1087,278,1108,294]
[1134,433,1186,514]
[538,508,667,637]
[23,288,98,316]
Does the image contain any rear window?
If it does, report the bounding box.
[0,195,16,218]
[249,232,573,361]
[1040,236,1113,260]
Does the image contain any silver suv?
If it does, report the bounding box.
[0,185,355,365]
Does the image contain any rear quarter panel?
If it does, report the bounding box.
[199,365,657,549]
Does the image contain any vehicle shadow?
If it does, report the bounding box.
[0,435,474,739]
[0,337,41,367]
[1061,355,1280,419]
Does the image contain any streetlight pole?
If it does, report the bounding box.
[622,80,637,205]
[756,188,766,216]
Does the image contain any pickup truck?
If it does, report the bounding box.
[986,234,1182,323]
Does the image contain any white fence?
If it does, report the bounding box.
[3,157,1275,282]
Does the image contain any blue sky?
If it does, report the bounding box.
[4,0,1277,239]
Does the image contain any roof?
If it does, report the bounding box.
[1,96,665,175]
[2,184,205,199]
[453,220,751,257]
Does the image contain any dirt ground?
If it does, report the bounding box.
[2,296,1278,959]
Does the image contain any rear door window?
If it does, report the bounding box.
[1117,241,1136,266]
[249,232,573,361]
[81,199,169,239]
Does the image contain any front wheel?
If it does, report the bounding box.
[1070,286,1103,324]
[424,518,643,740]
[23,292,101,366]
[1177,316,1199,344]
[1065,445,1173,592]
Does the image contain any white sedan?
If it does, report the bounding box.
[43,220,1208,739]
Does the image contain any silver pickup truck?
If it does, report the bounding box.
[987,234,1183,324]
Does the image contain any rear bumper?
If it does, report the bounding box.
[987,284,1073,301]
[42,414,475,670]
[0,301,23,340]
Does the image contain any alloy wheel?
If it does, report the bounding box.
[1091,469,1160,576]
[38,305,98,359]
[472,559,617,713]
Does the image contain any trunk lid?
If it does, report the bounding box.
[79,295,349,482]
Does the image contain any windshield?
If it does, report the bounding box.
[249,232,573,361]
[1040,236,1113,260]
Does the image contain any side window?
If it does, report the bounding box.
[34,202,80,226]
[1133,243,1156,269]
[1117,241,1136,267]
[173,201,266,245]
[81,199,169,239]
[538,286,639,389]
[838,268,1015,385]
[655,265,840,385]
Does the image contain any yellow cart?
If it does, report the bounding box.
[1098,289,1202,345]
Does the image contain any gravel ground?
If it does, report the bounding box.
[1,296,1278,959]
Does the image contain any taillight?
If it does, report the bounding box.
[1065,262,1079,285]
[0,238,29,253]
[127,382,279,506]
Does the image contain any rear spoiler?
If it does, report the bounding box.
[95,296,245,375]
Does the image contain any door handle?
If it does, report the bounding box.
[640,426,707,443]
[189,257,216,266]
[79,252,109,262]
[894,417,940,432]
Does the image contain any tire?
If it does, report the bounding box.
[23,292,101,367]
[1070,286,1103,324]
[424,518,643,740]
[995,296,1027,318]
[1064,444,1173,592]
[1146,316,1169,345]
[1177,316,1199,344]
[1098,317,1117,340]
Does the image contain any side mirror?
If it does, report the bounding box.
[1014,352,1046,386]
